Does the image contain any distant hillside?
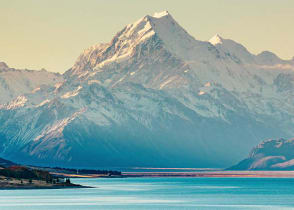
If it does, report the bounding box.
[0,157,52,181]
[0,165,52,181]
[0,157,85,189]
[229,138,294,170]
[0,157,15,168]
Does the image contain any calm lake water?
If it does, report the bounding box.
[1,177,294,209]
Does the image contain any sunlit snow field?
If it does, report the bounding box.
[1,177,294,209]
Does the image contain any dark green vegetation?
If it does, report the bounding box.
[0,165,52,182]
[0,157,86,189]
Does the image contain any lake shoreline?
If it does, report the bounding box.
[52,170,294,179]
[0,176,93,190]
[121,170,294,178]
[0,184,92,190]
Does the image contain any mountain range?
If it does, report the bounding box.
[0,11,294,168]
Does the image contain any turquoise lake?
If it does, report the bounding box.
[1,177,294,209]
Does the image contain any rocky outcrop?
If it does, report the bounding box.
[229,138,294,170]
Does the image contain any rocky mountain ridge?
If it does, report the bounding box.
[0,62,63,105]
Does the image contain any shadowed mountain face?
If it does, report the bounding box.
[0,157,15,168]
[229,138,294,170]
[0,11,294,168]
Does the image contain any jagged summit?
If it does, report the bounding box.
[67,11,294,91]
[69,10,206,76]
[209,34,224,45]
[209,34,256,63]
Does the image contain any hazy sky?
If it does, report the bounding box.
[0,0,293,73]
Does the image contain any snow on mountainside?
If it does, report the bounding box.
[1,11,294,168]
[0,62,63,105]
[209,34,256,63]
[229,138,294,170]
[66,11,218,90]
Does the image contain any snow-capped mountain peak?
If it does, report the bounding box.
[68,11,215,78]
[209,34,224,45]
[209,34,256,63]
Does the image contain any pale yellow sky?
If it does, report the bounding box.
[0,0,293,73]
